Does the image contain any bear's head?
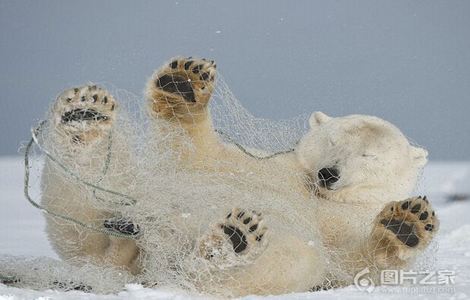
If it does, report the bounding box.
[296,112,428,205]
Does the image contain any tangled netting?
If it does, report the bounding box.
[1,70,437,297]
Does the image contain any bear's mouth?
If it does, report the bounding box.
[61,109,109,123]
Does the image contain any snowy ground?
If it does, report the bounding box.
[1,156,469,299]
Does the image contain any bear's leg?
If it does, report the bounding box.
[145,57,224,159]
[366,196,439,269]
[196,208,326,295]
[197,208,268,269]
[42,85,140,273]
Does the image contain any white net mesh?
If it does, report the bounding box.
[1,57,438,297]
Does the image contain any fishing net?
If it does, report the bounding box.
[0,58,437,297]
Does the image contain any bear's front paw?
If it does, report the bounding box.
[369,196,439,266]
[198,208,268,269]
[148,57,216,122]
[53,85,117,145]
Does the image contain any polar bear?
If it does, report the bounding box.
[39,56,439,296]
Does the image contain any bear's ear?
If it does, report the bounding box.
[309,112,332,127]
[411,146,428,167]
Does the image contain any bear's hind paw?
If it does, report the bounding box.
[198,208,267,269]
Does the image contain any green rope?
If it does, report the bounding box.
[215,129,294,160]
[31,121,137,206]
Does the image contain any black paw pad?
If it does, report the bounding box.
[104,218,140,236]
[401,201,411,210]
[222,225,247,253]
[169,60,178,69]
[192,64,203,74]
[200,72,210,81]
[425,224,434,231]
[155,74,196,102]
[381,219,419,247]
[419,211,429,220]
[249,224,258,232]
[61,109,108,123]
[184,60,193,70]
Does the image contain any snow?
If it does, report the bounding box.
[1,156,469,299]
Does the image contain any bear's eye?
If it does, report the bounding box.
[362,153,376,158]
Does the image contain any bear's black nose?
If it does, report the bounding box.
[318,167,340,189]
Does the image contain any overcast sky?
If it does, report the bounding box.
[0,0,469,160]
